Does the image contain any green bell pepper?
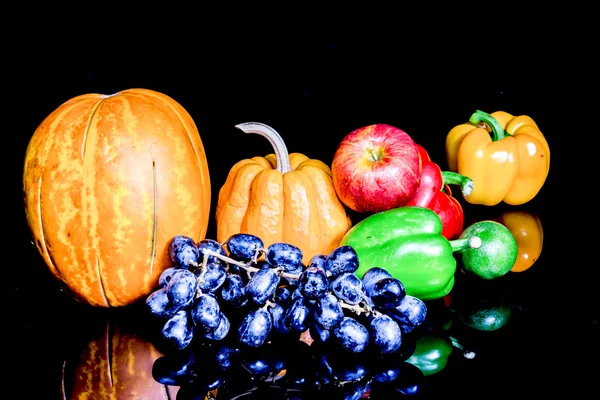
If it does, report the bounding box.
[340,206,516,301]
[341,206,457,300]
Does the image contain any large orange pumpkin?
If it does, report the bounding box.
[216,122,352,264]
[23,88,211,307]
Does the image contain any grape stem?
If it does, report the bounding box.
[198,250,379,318]
[189,256,210,298]
[202,249,300,281]
[339,300,378,317]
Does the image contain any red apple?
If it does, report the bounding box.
[331,124,421,213]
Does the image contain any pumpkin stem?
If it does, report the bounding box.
[235,122,291,173]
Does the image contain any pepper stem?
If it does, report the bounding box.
[441,171,474,197]
[235,122,292,173]
[468,110,507,141]
[450,236,482,253]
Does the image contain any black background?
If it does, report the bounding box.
[6,9,596,399]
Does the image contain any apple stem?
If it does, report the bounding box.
[235,122,291,173]
[366,147,380,162]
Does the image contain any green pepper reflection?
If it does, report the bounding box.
[406,335,454,376]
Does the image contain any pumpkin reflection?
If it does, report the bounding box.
[60,312,178,399]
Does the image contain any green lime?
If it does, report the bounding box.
[458,220,518,280]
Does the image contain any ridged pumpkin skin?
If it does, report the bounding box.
[23,88,211,307]
[216,122,352,264]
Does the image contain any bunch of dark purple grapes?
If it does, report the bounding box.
[145,232,428,356]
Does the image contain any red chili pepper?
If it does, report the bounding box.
[406,144,473,240]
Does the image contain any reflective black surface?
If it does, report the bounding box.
[8,26,594,399]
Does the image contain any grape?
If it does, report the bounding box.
[269,303,291,335]
[291,287,304,301]
[203,312,231,341]
[191,293,221,333]
[169,235,199,268]
[314,292,344,330]
[330,272,364,305]
[336,365,369,386]
[240,343,286,379]
[361,267,392,295]
[325,245,359,277]
[309,322,331,343]
[219,274,248,308]
[369,277,406,309]
[308,253,328,272]
[265,242,303,273]
[283,297,313,332]
[298,266,329,299]
[315,351,370,400]
[315,352,333,377]
[372,357,402,383]
[332,317,369,353]
[225,233,264,261]
[369,314,402,354]
[152,349,196,386]
[162,310,194,350]
[245,267,280,305]
[386,295,427,334]
[240,355,273,378]
[146,287,181,319]
[166,269,198,308]
[395,331,418,362]
[214,345,240,372]
[392,361,425,395]
[196,238,227,266]
[274,285,293,305]
[238,308,272,347]
[158,267,179,287]
[196,261,227,293]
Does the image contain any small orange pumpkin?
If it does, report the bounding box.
[23,89,211,307]
[216,122,352,264]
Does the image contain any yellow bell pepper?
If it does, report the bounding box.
[445,110,550,206]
